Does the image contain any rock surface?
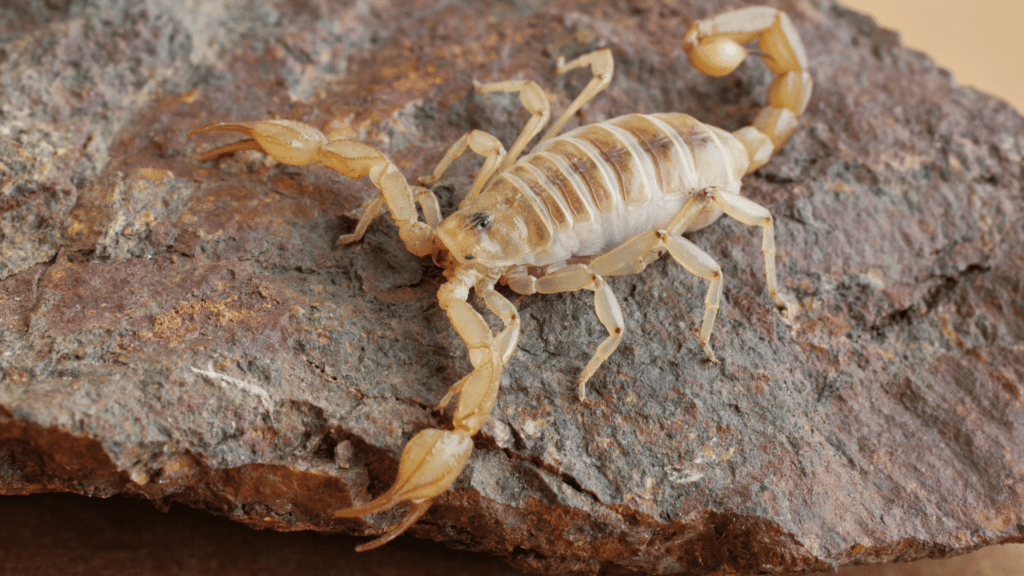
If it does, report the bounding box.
[2,0,1023,574]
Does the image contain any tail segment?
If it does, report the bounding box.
[682,6,812,173]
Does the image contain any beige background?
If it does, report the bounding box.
[814,1,1023,574]
[841,0,1023,112]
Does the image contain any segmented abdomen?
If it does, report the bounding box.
[493,112,750,259]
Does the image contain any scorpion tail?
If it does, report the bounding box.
[682,6,813,173]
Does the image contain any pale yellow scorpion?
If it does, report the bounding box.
[189,6,811,550]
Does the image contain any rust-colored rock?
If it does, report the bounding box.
[2,1,1023,574]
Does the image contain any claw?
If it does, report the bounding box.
[188,120,328,165]
[336,429,473,550]
[350,500,433,552]
[189,119,434,256]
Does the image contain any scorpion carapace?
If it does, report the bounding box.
[188,6,811,551]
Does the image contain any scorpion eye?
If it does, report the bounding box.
[469,211,492,229]
[464,254,475,260]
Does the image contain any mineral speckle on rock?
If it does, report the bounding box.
[3,1,1024,574]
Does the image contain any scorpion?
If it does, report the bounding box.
[188,5,811,551]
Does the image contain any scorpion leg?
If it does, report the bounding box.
[519,204,725,394]
[426,79,551,203]
[343,174,439,248]
[338,181,439,246]
[556,191,727,367]
[585,187,792,366]
[656,233,724,365]
[478,284,521,366]
[698,188,791,312]
[419,129,506,205]
[336,193,384,245]
[476,79,551,170]
[523,212,731,389]
[533,264,625,400]
[189,120,438,257]
[540,49,614,142]
[589,224,725,366]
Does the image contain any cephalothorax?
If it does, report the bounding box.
[189,6,811,550]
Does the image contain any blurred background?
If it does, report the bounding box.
[843,0,1022,113]
[2,1,1021,575]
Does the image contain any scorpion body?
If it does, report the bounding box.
[189,6,811,550]
[490,112,749,264]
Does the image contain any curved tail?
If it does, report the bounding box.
[682,6,813,173]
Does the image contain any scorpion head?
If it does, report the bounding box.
[433,180,551,271]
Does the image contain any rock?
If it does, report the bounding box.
[1,491,529,576]
[2,0,1023,574]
